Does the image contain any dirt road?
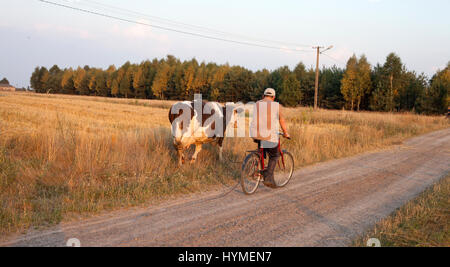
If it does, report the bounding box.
[2,128,449,247]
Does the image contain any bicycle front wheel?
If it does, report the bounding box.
[241,153,262,195]
[274,151,294,188]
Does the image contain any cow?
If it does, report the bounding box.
[168,100,243,166]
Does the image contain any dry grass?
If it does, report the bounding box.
[353,175,450,247]
[1,92,449,235]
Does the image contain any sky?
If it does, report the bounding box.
[1,0,449,88]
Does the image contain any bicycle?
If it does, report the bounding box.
[240,133,294,195]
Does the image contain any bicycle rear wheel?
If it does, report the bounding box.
[241,153,262,195]
[274,151,294,188]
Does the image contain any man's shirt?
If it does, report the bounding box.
[250,100,280,147]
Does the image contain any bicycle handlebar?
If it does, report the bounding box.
[278,132,291,140]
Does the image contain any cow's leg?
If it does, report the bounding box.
[218,138,224,161]
[190,144,202,164]
[177,148,185,166]
[219,146,223,161]
[177,148,184,167]
[174,142,185,166]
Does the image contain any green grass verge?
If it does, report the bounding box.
[354,174,450,247]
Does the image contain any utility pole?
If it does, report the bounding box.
[313,45,333,109]
[313,46,323,110]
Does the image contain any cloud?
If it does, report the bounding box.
[279,45,294,54]
[33,23,94,40]
[110,19,170,43]
[32,18,170,45]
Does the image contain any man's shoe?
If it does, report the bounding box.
[259,169,277,188]
[259,169,268,180]
[263,178,277,189]
[263,181,277,189]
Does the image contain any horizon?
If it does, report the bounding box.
[2,0,450,88]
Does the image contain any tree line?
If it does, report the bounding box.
[30,53,449,114]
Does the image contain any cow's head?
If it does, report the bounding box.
[169,101,194,142]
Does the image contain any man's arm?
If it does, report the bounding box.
[279,105,290,138]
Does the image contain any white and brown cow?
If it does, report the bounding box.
[168,100,242,166]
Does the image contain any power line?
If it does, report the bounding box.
[38,0,315,53]
[77,0,314,48]
[321,52,346,65]
[72,0,315,50]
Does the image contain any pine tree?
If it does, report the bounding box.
[30,67,43,92]
[119,68,133,98]
[341,55,358,110]
[356,55,372,111]
[73,67,89,95]
[193,63,207,95]
[319,66,345,109]
[133,65,146,98]
[46,65,62,94]
[111,79,119,97]
[152,63,171,100]
[383,53,405,111]
[370,81,387,111]
[416,63,449,114]
[182,63,196,98]
[88,70,98,95]
[61,68,75,94]
[279,74,302,107]
[95,71,108,96]
[40,68,50,94]
[105,65,116,95]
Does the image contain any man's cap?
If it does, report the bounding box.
[264,88,276,97]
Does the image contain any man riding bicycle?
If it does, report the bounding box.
[250,88,290,188]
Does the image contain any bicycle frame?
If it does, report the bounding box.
[241,135,293,194]
[259,139,286,170]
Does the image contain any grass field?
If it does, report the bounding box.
[1,92,449,234]
[354,175,449,247]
